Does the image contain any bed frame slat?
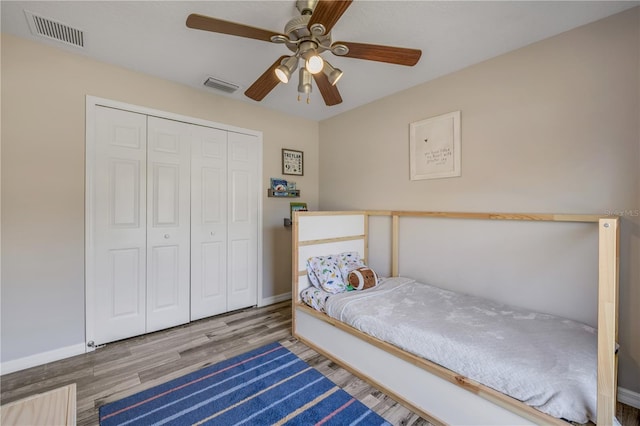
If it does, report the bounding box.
[597,217,619,425]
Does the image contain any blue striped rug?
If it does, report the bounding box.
[99,342,391,425]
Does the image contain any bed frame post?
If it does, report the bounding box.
[392,214,399,277]
[291,211,300,334]
[596,217,619,425]
[363,213,370,263]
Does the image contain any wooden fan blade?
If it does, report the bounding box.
[308,0,353,35]
[312,72,343,106]
[244,56,287,101]
[186,13,282,42]
[334,41,422,66]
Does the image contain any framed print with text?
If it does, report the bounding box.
[410,111,461,180]
[282,149,304,176]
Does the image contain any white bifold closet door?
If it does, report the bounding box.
[92,106,148,344]
[146,117,191,332]
[190,128,259,320]
[226,132,259,311]
[92,110,191,342]
[190,126,228,320]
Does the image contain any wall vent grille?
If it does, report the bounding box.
[25,10,84,48]
[204,77,240,94]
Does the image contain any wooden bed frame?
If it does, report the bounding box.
[291,211,619,425]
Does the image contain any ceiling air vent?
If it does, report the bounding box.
[203,77,240,94]
[24,10,84,48]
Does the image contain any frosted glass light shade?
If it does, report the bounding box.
[305,55,324,74]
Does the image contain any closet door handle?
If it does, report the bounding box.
[210,231,216,236]
[164,234,170,239]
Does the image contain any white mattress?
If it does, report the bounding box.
[324,277,598,424]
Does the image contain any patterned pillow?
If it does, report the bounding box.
[347,266,379,290]
[336,252,366,281]
[300,286,332,313]
[306,255,347,294]
[306,261,322,289]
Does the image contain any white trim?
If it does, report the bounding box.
[85,96,261,138]
[618,386,640,409]
[258,292,292,307]
[85,95,264,349]
[0,343,86,375]
[256,132,264,311]
[85,98,96,352]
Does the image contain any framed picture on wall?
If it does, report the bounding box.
[282,149,304,176]
[409,111,461,180]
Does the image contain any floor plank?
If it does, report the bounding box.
[1,301,638,426]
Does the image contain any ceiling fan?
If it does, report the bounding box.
[186,0,422,106]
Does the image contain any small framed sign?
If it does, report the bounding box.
[282,149,304,176]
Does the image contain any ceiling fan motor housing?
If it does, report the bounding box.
[283,15,331,54]
[284,15,310,41]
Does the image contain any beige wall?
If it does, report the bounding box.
[0,34,319,362]
[319,8,640,393]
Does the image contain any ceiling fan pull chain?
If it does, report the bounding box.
[296,93,311,104]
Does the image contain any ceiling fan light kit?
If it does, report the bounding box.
[322,61,343,86]
[303,51,324,74]
[186,0,422,106]
[275,55,299,84]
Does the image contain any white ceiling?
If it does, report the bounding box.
[2,1,637,121]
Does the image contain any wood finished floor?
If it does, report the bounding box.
[0,301,638,426]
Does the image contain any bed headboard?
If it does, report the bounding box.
[292,211,368,299]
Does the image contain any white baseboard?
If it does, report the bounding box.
[0,343,86,375]
[258,292,292,307]
[619,386,640,409]
[1,295,293,375]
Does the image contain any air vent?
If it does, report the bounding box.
[203,77,240,94]
[24,10,84,48]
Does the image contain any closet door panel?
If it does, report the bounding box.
[150,245,180,306]
[110,160,142,226]
[191,126,228,320]
[109,248,142,315]
[92,106,147,345]
[230,239,250,290]
[146,117,191,332]
[227,132,258,310]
